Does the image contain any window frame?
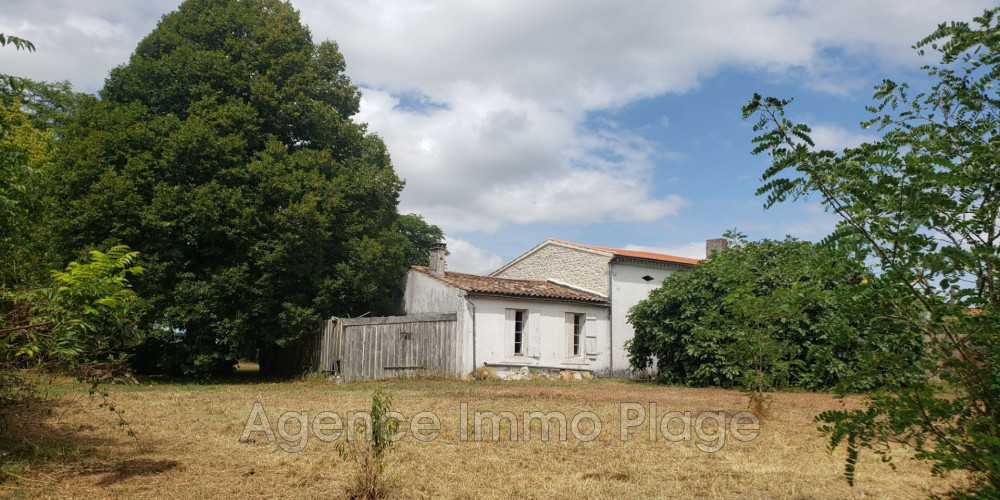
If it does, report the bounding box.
[567,312,585,358]
[513,309,526,356]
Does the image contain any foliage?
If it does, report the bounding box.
[394,213,445,267]
[743,8,1000,495]
[24,246,146,363]
[0,76,93,132]
[45,0,416,376]
[337,387,399,500]
[1,246,144,430]
[0,97,56,291]
[0,33,141,445]
[0,34,34,53]
[723,281,802,418]
[627,233,921,392]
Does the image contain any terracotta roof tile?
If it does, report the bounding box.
[550,238,700,265]
[412,266,608,304]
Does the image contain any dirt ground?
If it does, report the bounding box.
[0,374,968,499]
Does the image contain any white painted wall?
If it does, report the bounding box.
[609,261,686,376]
[488,243,698,377]
[470,296,611,374]
[400,270,466,315]
[400,269,613,375]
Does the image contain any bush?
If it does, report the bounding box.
[627,233,922,392]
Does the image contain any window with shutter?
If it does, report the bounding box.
[507,308,527,357]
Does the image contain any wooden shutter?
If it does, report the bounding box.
[504,309,515,358]
[528,310,541,358]
[565,313,574,357]
[585,314,598,356]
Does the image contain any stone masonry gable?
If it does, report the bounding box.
[490,242,610,295]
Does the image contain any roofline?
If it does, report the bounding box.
[490,238,700,275]
[489,238,613,276]
[609,255,696,270]
[545,278,608,300]
[409,266,608,304]
[554,238,701,266]
[466,292,610,306]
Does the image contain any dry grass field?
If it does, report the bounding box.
[0,371,968,499]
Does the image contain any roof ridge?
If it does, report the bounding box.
[548,238,699,265]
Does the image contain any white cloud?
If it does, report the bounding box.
[0,0,177,90]
[809,123,878,151]
[358,86,687,231]
[0,0,993,238]
[444,237,503,274]
[306,0,990,234]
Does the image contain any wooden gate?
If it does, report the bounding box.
[314,313,460,382]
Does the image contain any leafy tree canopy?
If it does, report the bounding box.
[0,93,55,289]
[744,7,1000,495]
[395,213,445,267]
[0,76,93,132]
[1,36,145,434]
[45,0,418,376]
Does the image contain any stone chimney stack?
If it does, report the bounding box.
[706,238,727,258]
[428,242,447,276]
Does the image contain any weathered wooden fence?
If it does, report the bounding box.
[313,313,460,382]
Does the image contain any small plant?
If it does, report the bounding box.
[721,281,804,421]
[337,387,399,500]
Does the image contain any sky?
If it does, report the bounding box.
[2,0,997,273]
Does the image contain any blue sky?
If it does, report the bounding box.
[2,0,997,272]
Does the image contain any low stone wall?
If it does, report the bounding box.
[487,364,595,381]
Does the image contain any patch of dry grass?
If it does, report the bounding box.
[0,378,968,499]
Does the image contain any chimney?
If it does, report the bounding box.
[706,238,727,258]
[428,242,447,276]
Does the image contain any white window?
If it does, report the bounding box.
[506,308,539,358]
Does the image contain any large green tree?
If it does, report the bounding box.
[46,0,416,376]
[627,234,920,392]
[744,8,1000,495]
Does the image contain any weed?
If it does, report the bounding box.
[337,387,398,499]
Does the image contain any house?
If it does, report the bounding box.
[491,239,718,376]
[398,238,725,377]
[399,243,612,378]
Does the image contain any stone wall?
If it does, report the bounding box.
[492,243,610,295]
